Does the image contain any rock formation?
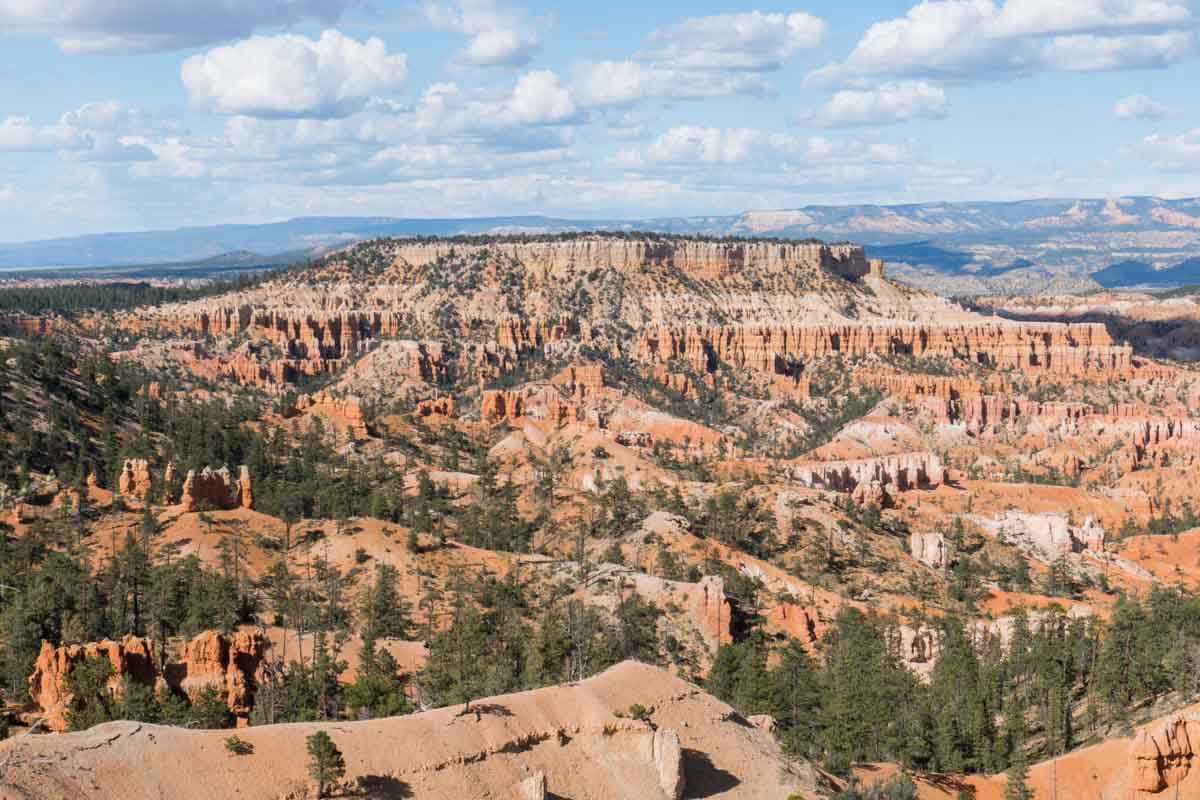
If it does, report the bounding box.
[290,392,370,440]
[1134,715,1196,794]
[909,531,947,568]
[790,452,945,501]
[652,728,686,800]
[171,630,268,722]
[517,772,547,800]
[27,636,157,732]
[117,459,152,500]
[180,466,252,512]
[28,631,269,731]
[979,512,1106,562]
[415,396,455,417]
[636,321,1132,382]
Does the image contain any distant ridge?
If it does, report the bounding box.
[4,197,1199,290]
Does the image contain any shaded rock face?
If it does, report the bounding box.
[170,630,269,721]
[28,631,269,731]
[1135,716,1196,793]
[415,397,455,418]
[180,466,253,512]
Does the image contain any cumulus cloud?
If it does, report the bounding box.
[424,0,539,67]
[639,10,825,71]
[572,60,770,108]
[0,116,85,152]
[409,69,578,137]
[181,30,408,118]
[798,81,947,128]
[0,0,351,53]
[1114,93,1181,120]
[508,70,576,124]
[0,101,156,160]
[807,0,1196,86]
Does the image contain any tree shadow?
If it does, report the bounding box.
[352,775,413,798]
[922,773,975,797]
[466,702,513,718]
[682,748,740,798]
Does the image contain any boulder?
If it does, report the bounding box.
[652,728,685,800]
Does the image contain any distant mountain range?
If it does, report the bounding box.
[3,197,1199,292]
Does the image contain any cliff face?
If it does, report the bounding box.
[636,321,1132,380]
[385,237,874,282]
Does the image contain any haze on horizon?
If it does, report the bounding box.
[1,0,1198,241]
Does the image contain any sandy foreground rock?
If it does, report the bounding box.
[0,661,820,800]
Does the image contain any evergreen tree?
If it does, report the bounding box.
[305,731,346,798]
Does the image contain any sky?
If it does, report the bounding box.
[0,0,1198,241]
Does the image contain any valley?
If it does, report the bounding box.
[2,233,1200,799]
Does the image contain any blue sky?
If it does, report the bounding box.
[1,0,1198,241]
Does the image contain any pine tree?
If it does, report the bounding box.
[1003,753,1034,800]
[305,730,346,798]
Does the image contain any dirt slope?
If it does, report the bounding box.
[0,661,820,800]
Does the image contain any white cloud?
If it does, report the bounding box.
[0,101,157,160]
[807,0,1196,86]
[798,81,948,128]
[0,116,86,152]
[1130,129,1200,171]
[424,0,539,67]
[1041,30,1195,70]
[181,30,408,118]
[0,0,350,53]
[572,60,770,108]
[509,70,576,124]
[610,127,778,167]
[408,70,578,137]
[640,10,825,71]
[608,125,925,172]
[1114,93,1181,120]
